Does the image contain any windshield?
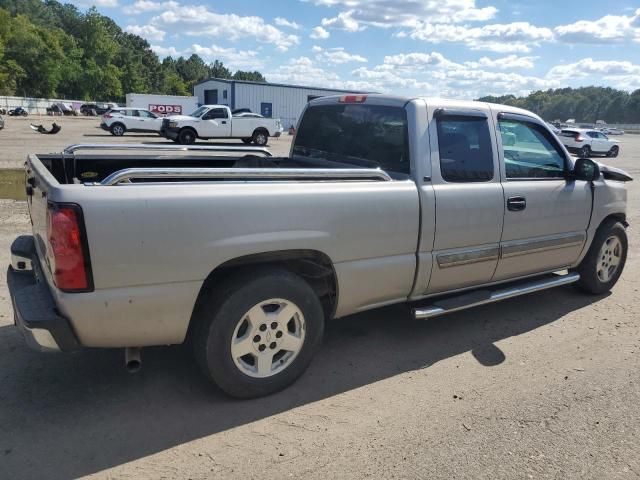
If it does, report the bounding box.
[189,106,208,118]
[293,103,410,175]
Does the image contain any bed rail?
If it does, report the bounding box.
[98,167,393,185]
[63,143,273,157]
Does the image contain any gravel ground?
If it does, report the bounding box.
[0,131,638,480]
[0,116,293,169]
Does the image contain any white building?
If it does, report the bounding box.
[193,78,370,129]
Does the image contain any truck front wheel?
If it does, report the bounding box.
[192,268,324,398]
[178,128,197,145]
[574,219,627,295]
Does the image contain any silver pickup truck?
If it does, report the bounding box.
[7,95,632,398]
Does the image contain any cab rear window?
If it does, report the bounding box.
[293,104,410,175]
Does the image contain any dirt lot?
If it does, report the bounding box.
[0,126,638,480]
[0,116,293,169]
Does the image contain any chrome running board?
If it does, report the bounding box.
[413,272,580,319]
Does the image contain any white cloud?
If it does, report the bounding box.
[190,44,264,70]
[351,50,555,98]
[307,0,497,28]
[75,0,118,6]
[314,46,367,64]
[125,24,166,41]
[151,44,181,57]
[123,0,178,14]
[151,43,264,70]
[555,9,640,44]
[151,6,299,51]
[310,26,330,39]
[321,11,362,31]
[547,58,640,80]
[274,17,302,30]
[468,55,536,69]
[407,22,554,53]
[265,57,378,91]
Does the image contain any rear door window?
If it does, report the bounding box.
[436,115,494,182]
[293,103,410,175]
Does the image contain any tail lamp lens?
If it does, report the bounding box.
[46,204,92,291]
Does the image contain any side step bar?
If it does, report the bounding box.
[413,272,580,319]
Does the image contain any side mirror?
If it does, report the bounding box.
[572,158,600,182]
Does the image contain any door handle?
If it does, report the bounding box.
[507,196,526,211]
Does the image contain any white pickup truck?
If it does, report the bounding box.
[162,105,283,145]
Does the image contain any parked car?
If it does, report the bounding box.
[0,115,4,130]
[100,107,163,136]
[545,122,561,135]
[559,128,620,157]
[80,103,110,116]
[8,95,632,399]
[46,103,78,116]
[601,127,624,135]
[162,105,282,145]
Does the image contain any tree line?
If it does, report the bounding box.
[478,86,640,124]
[0,0,266,102]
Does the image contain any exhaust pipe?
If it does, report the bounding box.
[125,347,142,373]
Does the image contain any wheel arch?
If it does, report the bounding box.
[188,249,339,338]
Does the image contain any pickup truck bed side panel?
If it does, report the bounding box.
[46,179,420,346]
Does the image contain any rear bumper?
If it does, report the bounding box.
[7,235,80,352]
[100,122,109,131]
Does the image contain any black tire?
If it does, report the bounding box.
[252,129,269,146]
[110,123,125,136]
[178,128,196,145]
[574,219,627,295]
[578,145,591,158]
[607,146,619,158]
[241,138,252,144]
[192,268,324,398]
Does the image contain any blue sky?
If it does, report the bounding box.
[72,0,640,97]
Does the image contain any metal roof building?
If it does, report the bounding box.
[193,78,370,129]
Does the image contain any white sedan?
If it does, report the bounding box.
[100,108,163,136]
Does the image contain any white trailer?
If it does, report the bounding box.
[125,94,198,116]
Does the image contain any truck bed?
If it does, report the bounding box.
[37,153,309,185]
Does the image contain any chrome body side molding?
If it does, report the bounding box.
[501,233,586,259]
[437,246,499,268]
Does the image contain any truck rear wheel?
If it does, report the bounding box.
[574,219,627,295]
[178,128,196,145]
[192,268,324,398]
[252,129,269,146]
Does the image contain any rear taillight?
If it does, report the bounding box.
[46,203,93,292]
[338,95,367,103]
[103,114,112,119]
